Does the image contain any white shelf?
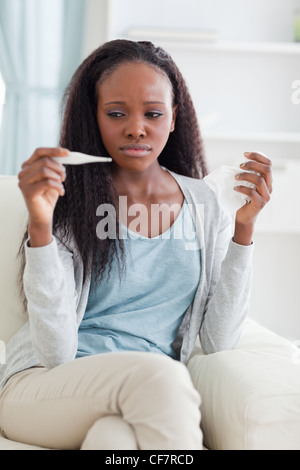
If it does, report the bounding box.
[202,131,300,143]
[154,40,300,55]
[255,225,300,235]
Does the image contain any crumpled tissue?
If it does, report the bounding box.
[203,164,256,216]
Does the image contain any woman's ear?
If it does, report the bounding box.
[170,105,178,133]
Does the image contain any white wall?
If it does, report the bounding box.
[249,233,300,342]
[81,0,112,59]
[109,0,299,42]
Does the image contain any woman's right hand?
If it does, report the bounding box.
[18,147,69,245]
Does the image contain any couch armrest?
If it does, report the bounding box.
[187,318,300,450]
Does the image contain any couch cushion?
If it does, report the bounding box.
[187,318,300,450]
[0,433,49,450]
[0,176,28,343]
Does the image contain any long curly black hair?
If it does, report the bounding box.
[20,39,208,293]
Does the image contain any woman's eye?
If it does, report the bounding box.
[145,112,163,119]
[107,112,125,118]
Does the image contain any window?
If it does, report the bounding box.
[0,72,5,129]
[0,0,86,174]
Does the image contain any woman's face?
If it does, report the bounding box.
[96,62,177,173]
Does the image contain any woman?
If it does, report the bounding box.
[0,40,272,450]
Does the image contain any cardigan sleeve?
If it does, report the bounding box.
[199,214,254,354]
[23,236,79,368]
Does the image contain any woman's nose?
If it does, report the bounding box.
[125,119,146,139]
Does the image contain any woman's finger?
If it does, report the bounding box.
[21,147,69,169]
[242,152,273,193]
[19,157,66,185]
[244,151,272,166]
[234,185,267,211]
[235,171,271,202]
[21,178,65,199]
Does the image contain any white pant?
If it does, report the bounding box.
[0,351,202,450]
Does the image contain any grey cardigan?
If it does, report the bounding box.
[0,171,253,391]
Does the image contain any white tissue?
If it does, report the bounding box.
[203,165,256,215]
[51,151,112,165]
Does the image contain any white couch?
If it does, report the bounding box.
[0,175,300,450]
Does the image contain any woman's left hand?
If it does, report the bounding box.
[233,151,272,245]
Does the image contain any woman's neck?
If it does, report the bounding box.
[112,161,167,200]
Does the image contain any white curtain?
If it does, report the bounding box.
[0,0,86,175]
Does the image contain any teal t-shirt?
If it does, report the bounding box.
[76,201,201,359]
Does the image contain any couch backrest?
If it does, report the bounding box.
[0,176,28,343]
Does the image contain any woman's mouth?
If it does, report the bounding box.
[120,144,151,158]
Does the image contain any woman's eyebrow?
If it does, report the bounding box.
[143,101,166,105]
[104,101,126,106]
[103,100,166,106]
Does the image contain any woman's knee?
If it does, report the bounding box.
[117,354,202,450]
[120,353,201,408]
[145,354,198,389]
